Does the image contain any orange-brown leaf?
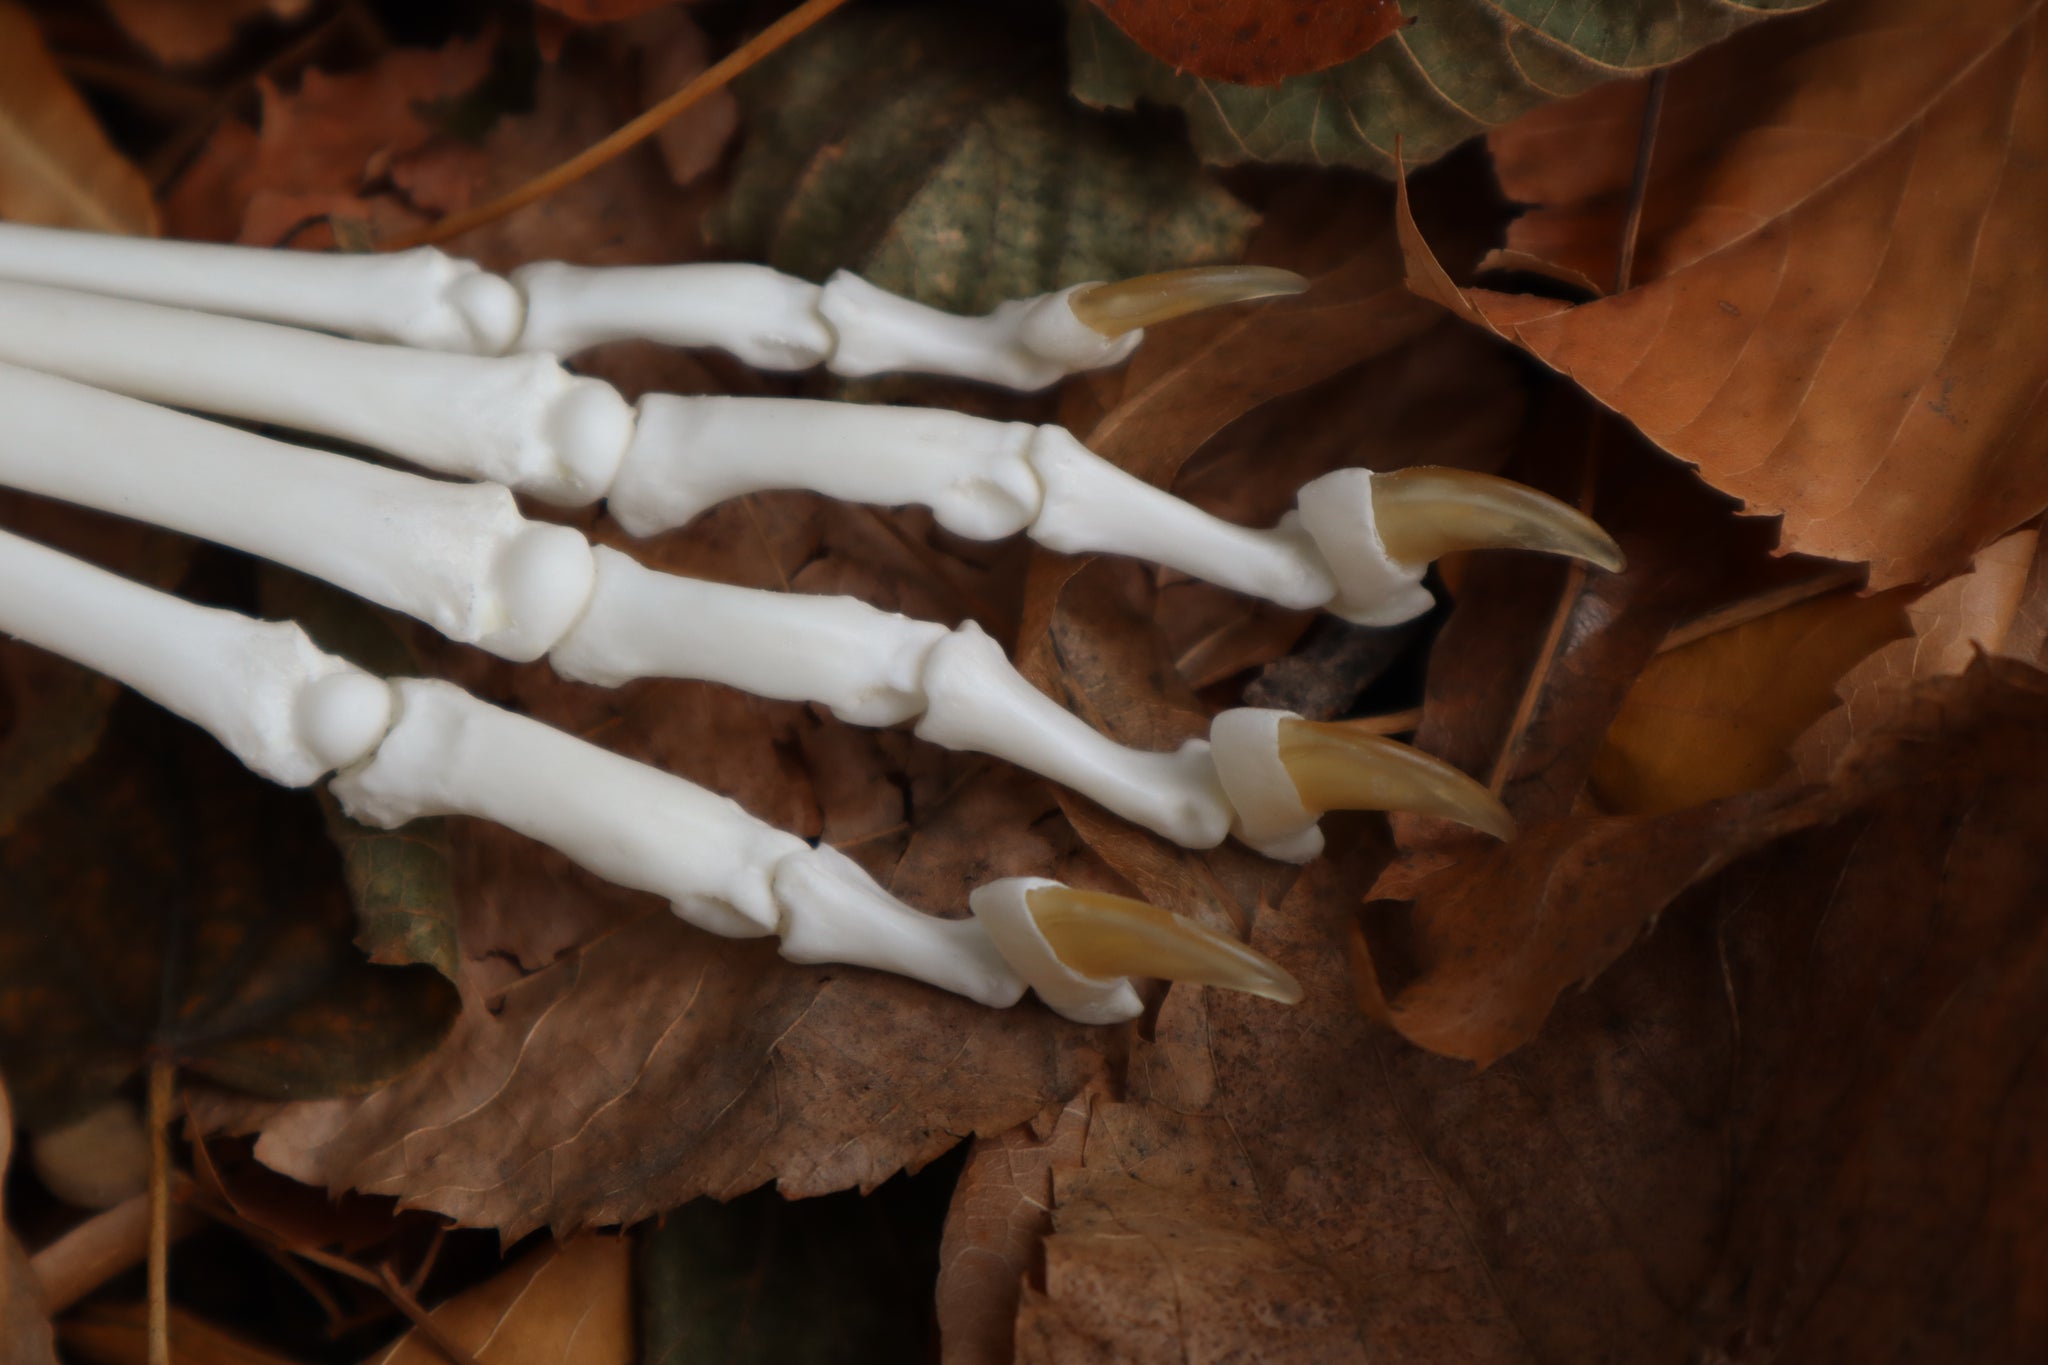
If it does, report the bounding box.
[0,0,157,234]
[1404,0,2048,589]
[369,1236,632,1365]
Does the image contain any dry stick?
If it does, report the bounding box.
[145,1060,174,1365]
[387,0,857,249]
[1485,68,1670,795]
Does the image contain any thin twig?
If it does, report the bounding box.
[378,1263,485,1365]
[145,1060,175,1365]
[388,0,856,248]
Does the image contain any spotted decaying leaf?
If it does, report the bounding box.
[714,8,1256,315]
[1066,0,1822,174]
[1405,0,2048,589]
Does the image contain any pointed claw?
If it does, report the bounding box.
[1369,467,1626,573]
[1277,719,1516,840]
[1025,886,1303,1005]
[1067,265,1309,337]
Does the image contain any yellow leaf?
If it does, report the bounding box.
[368,1235,632,1365]
[0,0,157,234]
[1591,586,1915,815]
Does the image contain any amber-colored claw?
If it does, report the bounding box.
[1025,886,1303,1005]
[1067,265,1309,337]
[1369,467,1626,573]
[1277,718,1515,840]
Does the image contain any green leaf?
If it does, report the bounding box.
[712,9,1256,313]
[1067,0,1826,174]
[258,567,460,982]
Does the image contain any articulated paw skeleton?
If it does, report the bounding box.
[0,221,1623,1024]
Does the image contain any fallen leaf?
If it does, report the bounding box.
[712,9,1256,314]
[624,5,739,186]
[1014,658,2048,1360]
[371,1235,631,1365]
[102,0,307,68]
[1592,582,1915,814]
[537,0,682,23]
[0,689,456,1132]
[935,1096,1093,1365]
[0,0,157,233]
[0,1075,61,1365]
[1405,0,2048,588]
[1066,0,1821,174]
[1792,525,2048,776]
[1081,0,1404,85]
[0,495,192,840]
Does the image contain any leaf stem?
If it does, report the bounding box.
[146,1058,174,1365]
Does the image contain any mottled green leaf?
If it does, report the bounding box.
[258,568,461,981]
[713,9,1256,312]
[1067,0,1825,174]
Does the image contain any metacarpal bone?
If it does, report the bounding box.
[0,220,524,354]
[0,527,390,786]
[0,278,634,505]
[551,545,949,727]
[0,363,596,661]
[913,622,1235,849]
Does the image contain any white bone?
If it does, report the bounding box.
[611,395,1045,540]
[913,621,1234,848]
[1024,425,1339,610]
[1292,469,1434,627]
[0,526,387,786]
[773,845,1027,1008]
[966,879,1143,1024]
[0,220,522,353]
[0,223,1139,387]
[0,279,633,505]
[1208,707,1323,864]
[511,260,834,370]
[0,363,596,661]
[551,545,949,727]
[815,273,1137,390]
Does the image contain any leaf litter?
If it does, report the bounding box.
[2,0,2046,1360]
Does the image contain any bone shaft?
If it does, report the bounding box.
[551,546,949,726]
[511,261,834,369]
[911,624,1235,849]
[610,396,1045,541]
[0,221,514,353]
[0,363,592,659]
[0,279,633,504]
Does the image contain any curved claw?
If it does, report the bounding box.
[1068,265,1309,337]
[1025,886,1303,1005]
[1370,467,1626,573]
[1277,719,1515,841]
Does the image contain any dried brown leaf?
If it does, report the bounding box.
[1409,0,2048,588]
[0,0,157,235]
[1792,524,2048,777]
[1015,658,2048,1361]
[102,0,306,68]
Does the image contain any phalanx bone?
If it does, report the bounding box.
[0,223,1624,1015]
